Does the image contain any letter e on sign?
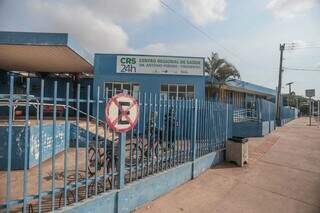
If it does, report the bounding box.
[105,93,139,132]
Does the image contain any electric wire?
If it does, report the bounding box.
[284,41,320,50]
[284,67,320,72]
[285,46,320,50]
[159,0,241,61]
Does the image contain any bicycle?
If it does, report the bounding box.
[134,109,178,166]
[87,109,178,179]
[87,138,119,185]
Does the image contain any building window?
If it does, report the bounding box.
[246,94,256,109]
[104,82,140,99]
[160,84,194,100]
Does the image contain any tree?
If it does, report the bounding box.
[283,94,309,116]
[205,52,240,101]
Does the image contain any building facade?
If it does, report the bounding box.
[205,78,276,109]
[93,54,205,99]
[0,31,277,117]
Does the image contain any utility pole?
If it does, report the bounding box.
[276,44,285,126]
[286,82,294,106]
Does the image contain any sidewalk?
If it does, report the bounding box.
[135,118,320,213]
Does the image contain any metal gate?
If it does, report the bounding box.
[0,76,232,212]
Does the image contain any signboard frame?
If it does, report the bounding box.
[116,54,204,76]
[305,89,315,98]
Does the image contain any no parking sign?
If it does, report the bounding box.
[105,93,139,133]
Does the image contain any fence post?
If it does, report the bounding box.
[118,132,126,189]
[191,99,198,179]
[6,75,14,213]
[225,103,229,142]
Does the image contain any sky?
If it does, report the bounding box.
[0,0,319,97]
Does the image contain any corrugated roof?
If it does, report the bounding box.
[206,76,276,97]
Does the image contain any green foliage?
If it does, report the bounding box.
[204,52,240,86]
[282,94,310,115]
[205,52,240,100]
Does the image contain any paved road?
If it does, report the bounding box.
[135,118,320,213]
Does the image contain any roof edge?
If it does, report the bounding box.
[0,31,94,68]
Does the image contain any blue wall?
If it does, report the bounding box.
[0,125,25,170]
[233,121,262,138]
[93,54,205,118]
[0,123,69,170]
[233,120,275,138]
[59,150,224,213]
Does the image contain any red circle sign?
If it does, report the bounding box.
[105,93,139,133]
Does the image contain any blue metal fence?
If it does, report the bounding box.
[232,98,297,138]
[1,76,232,212]
[258,98,297,123]
[233,98,295,124]
[258,98,276,122]
[280,106,297,123]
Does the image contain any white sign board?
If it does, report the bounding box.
[305,89,315,98]
[116,55,204,76]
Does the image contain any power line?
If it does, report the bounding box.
[303,41,320,44]
[284,67,320,72]
[285,41,320,46]
[285,46,320,51]
[284,42,320,50]
[159,0,241,61]
[284,57,320,61]
[285,53,320,58]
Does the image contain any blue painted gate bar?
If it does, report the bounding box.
[0,75,297,213]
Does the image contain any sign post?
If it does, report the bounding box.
[305,89,315,126]
[309,98,312,126]
[105,93,139,189]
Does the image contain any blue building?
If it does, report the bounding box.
[205,77,276,109]
[0,31,94,117]
[93,54,205,99]
[0,30,276,114]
